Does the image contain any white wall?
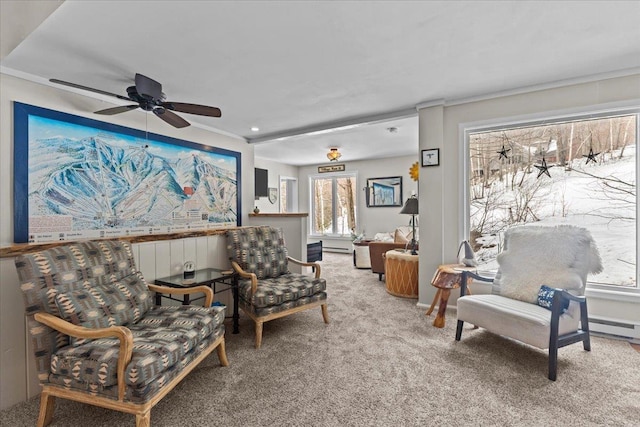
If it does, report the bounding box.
[417,74,640,325]
[253,158,299,213]
[0,73,256,409]
[298,155,419,247]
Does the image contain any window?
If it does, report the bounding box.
[466,111,638,289]
[310,173,357,236]
[279,176,298,213]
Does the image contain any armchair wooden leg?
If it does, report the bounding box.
[255,320,264,349]
[321,303,329,323]
[37,391,56,427]
[217,339,229,366]
[135,410,151,427]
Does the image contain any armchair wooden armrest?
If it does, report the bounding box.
[230,261,258,294]
[33,312,133,401]
[148,284,214,307]
[287,256,321,278]
[460,270,494,296]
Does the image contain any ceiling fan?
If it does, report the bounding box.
[49,73,221,128]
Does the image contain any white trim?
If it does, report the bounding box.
[444,68,640,107]
[415,99,445,110]
[459,102,640,290]
[585,287,640,303]
[248,108,417,144]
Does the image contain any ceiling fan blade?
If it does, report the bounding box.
[161,102,222,117]
[49,79,132,101]
[94,105,139,115]
[135,73,163,100]
[153,108,190,128]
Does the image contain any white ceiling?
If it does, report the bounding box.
[1,1,639,166]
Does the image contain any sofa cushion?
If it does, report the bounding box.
[54,272,153,346]
[50,305,225,389]
[238,273,326,308]
[46,325,225,403]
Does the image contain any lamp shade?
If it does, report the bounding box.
[400,196,418,215]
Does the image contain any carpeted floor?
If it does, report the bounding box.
[2,252,639,426]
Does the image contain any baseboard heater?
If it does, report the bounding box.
[589,316,640,341]
[323,246,351,254]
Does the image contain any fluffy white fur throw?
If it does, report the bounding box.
[495,225,603,304]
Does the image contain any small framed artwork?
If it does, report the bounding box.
[421,148,440,167]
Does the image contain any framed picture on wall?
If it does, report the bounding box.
[13,102,242,243]
[421,148,440,167]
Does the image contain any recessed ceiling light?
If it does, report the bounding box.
[251,127,260,132]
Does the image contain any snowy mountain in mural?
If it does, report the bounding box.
[28,133,237,231]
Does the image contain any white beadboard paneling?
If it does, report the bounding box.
[169,240,185,276]
[184,238,198,270]
[136,242,158,282]
[208,235,228,268]
[0,258,27,408]
[154,242,171,279]
[195,236,209,270]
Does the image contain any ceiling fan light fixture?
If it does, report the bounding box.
[327,148,342,161]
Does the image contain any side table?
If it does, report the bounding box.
[384,249,419,298]
[154,268,240,334]
[427,264,475,328]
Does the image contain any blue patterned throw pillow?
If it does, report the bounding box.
[537,285,569,312]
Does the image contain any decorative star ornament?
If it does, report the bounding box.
[583,147,600,165]
[497,145,510,160]
[534,156,553,179]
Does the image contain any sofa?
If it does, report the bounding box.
[369,226,419,280]
[14,240,229,427]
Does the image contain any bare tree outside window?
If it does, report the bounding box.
[311,174,357,236]
[468,114,637,288]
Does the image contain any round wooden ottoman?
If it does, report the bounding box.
[384,249,419,298]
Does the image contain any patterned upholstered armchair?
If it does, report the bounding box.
[455,225,602,380]
[226,226,329,348]
[14,240,229,427]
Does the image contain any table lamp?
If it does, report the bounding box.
[400,195,418,255]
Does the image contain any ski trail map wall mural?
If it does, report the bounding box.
[13,102,241,244]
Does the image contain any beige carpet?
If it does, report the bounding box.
[2,252,639,426]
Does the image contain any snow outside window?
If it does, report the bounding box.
[310,173,357,237]
[467,112,638,289]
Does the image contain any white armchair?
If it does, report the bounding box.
[455,225,603,380]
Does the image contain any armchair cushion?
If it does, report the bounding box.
[457,294,580,349]
[50,305,225,389]
[54,272,153,346]
[239,273,326,309]
[227,226,289,279]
